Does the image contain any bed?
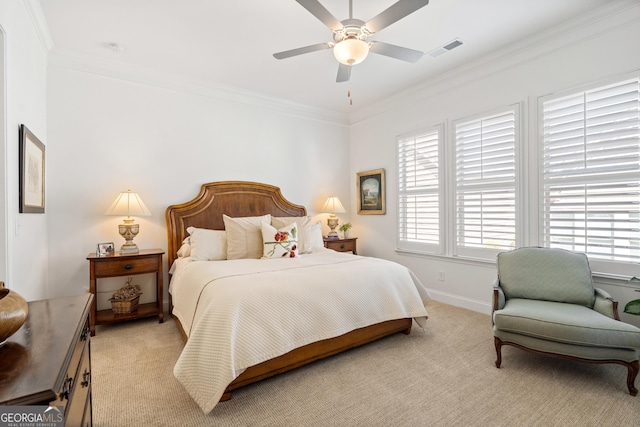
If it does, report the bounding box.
[166,181,429,413]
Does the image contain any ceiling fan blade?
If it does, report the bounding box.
[365,0,429,34]
[369,41,424,63]
[273,43,331,60]
[336,63,351,83]
[295,0,343,31]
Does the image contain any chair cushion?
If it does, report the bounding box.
[493,329,639,362]
[497,247,595,307]
[493,299,640,350]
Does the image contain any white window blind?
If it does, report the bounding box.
[455,107,518,258]
[541,78,640,264]
[397,127,442,253]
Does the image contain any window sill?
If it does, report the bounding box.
[395,248,640,288]
[395,248,495,268]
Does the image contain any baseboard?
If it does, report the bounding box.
[426,288,492,315]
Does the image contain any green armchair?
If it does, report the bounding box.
[492,247,640,395]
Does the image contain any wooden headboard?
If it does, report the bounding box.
[165,181,307,268]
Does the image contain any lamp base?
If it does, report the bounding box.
[327,215,339,238]
[118,219,141,254]
[119,243,140,254]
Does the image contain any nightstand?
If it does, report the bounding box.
[323,237,358,254]
[86,248,164,336]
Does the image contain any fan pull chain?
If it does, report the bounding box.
[347,88,353,106]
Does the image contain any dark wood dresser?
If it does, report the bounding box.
[0,293,93,427]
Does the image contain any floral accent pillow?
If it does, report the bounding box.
[261,222,299,259]
[271,216,324,254]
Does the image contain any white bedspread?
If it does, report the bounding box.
[171,250,429,413]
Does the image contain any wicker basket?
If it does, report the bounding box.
[110,278,142,314]
[110,295,140,314]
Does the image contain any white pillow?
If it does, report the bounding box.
[271,216,324,253]
[186,226,227,261]
[223,214,271,259]
[261,222,299,259]
[177,243,191,258]
[306,221,325,252]
[176,235,192,258]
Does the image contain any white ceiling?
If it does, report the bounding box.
[38,0,614,116]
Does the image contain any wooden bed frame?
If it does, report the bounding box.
[165,181,412,402]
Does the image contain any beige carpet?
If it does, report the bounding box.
[91,301,638,426]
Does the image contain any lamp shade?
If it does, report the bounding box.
[333,38,369,65]
[321,196,346,214]
[105,190,151,217]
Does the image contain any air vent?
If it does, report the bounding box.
[443,39,463,50]
[428,38,463,58]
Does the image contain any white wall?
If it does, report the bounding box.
[0,1,49,301]
[46,66,350,305]
[349,4,640,315]
[7,1,639,318]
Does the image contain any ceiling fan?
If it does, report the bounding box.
[273,0,429,83]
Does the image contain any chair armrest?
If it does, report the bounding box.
[492,279,505,312]
[593,287,620,320]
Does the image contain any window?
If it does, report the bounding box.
[454,107,519,259]
[397,126,442,254]
[395,74,638,274]
[540,78,640,267]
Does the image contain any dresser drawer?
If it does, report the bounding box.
[65,342,91,427]
[93,256,159,277]
[49,328,88,414]
[81,393,93,427]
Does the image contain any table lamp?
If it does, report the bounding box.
[321,196,346,238]
[105,190,151,254]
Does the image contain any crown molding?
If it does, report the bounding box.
[350,0,640,124]
[47,48,349,127]
[23,0,54,54]
[26,1,347,125]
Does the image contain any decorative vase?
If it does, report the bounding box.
[0,282,29,346]
[344,229,350,239]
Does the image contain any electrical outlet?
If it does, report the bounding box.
[438,271,445,281]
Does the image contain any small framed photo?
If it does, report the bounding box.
[19,124,46,213]
[97,242,115,256]
[357,168,386,215]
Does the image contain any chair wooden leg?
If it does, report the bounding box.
[494,336,502,368]
[627,360,639,396]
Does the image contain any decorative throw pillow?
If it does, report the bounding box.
[223,214,271,259]
[261,222,299,259]
[271,216,323,253]
[186,227,227,261]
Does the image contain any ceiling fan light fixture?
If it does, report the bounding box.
[333,38,369,66]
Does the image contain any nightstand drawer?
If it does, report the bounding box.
[93,256,159,277]
[323,238,357,254]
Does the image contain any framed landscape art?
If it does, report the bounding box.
[19,124,45,213]
[356,168,385,215]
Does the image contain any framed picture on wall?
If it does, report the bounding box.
[19,124,45,213]
[356,168,385,215]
